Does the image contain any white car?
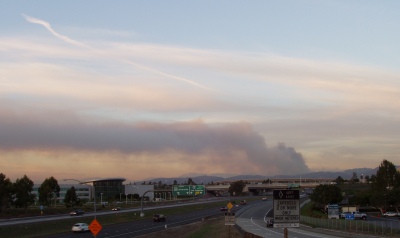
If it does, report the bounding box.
[383,211,397,217]
[72,223,89,232]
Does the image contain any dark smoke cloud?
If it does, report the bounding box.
[0,109,310,175]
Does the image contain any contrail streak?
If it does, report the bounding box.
[22,14,217,92]
[122,60,217,92]
[22,14,84,47]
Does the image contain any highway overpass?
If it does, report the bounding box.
[154,178,335,197]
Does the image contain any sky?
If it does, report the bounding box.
[1,1,400,183]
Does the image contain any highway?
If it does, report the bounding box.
[234,199,376,238]
[43,203,234,238]
[0,199,224,227]
[2,198,393,237]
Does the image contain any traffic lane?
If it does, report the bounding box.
[235,202,304,238]
[235,200,272,219]
[237,216,338,238]
[43,206,228,238]
[0,198,227,227]
[235,200,284,237]
[235,200,356,238]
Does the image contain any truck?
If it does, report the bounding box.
[341,211,367,220]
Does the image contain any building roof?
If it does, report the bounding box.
[82,178,126,183]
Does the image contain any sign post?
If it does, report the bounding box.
[273,189,300,228]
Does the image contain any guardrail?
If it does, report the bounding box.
[299,199,400,236]
[301,216,400,236]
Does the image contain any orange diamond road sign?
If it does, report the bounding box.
[89,219,102,236]
[227,202,233,210]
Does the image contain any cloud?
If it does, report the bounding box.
[21,14,216,92]
[3,20,400,179]
[0,107,310,177]
[22,14,85,47]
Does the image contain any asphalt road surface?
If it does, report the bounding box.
[235,200,387,238]
[43,205,236,238]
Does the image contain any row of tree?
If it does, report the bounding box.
[0,174,60,214]
[310,159,400,212]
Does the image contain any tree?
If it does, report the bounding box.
[334,176,345,185]
[309,184,342,207]
[64,186,80,208]
[349,190,371,206]
[0,173,12,214]
[186,178,196,185]
[228,180,246,196]
[38,176,60,206]
[371,159,400,191]
[349,172,359,184]
[13,175,35,213]
[367,160,400,211]
[132,194,140,200]
[364,175,370,183]
[173,180,178,185]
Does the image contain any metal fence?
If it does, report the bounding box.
[301,216,400,236]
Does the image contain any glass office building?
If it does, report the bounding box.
[85,178,126,201]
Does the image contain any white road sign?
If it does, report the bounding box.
[273,190,300,228]
[224,212,235,226]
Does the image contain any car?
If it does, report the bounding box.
[220,206,228,212]
[240,200,247,205]
[262,197,267,201]
[112,207,121,211]
[352,211,367,220]
[70,209,85,216]
[266,218,274,228]
[153,214,166,222]
[383,211,397,217]
[71,223,89,232]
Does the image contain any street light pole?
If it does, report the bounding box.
[64,178,96,219]
[140,190,154,217]
[385,194,387,232]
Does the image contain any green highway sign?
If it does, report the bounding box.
[172,185,205,196]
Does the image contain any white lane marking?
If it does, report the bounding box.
[250,217,283,236]
[264,208,273,222]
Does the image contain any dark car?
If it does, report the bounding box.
[240,200,247,205]
[153,214,166,222]
[266,218,274,228]
[220,206,228,212]
[70,209,85,216]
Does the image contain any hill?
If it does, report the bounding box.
[135,167,379,185]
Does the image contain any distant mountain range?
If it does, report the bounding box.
[134,167,380,185]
